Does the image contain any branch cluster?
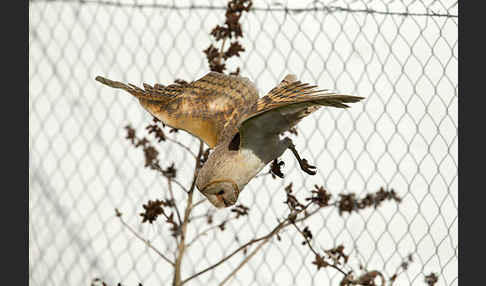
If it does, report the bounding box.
[204,0,252,74]
[280,183,415,285]
[337,187,401,215]
[424,273,439,286]
[125,123,175,175]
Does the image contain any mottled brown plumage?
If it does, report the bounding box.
[96,72,364,208]
[96,72,259,148]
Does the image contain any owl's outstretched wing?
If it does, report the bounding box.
[96,72,259,148]
[235,74,364,151]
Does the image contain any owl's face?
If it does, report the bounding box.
[200,180,240,208]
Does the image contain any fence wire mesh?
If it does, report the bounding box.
[29,0,458,285]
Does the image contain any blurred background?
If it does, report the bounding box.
[29,0,458,285]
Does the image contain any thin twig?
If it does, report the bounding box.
[188,213,209,222]
[171,179,188,193]
[117,214,174,266]
[186,224,222,248]
[166,137,197,159]
[217,37,227,67]
[291,223,319,256]
[293,205,323,223]
[189,199,207,211]
[292,222,349,277]
[168,177,183,226]
[186,217,237,248]
[219,237,271,286]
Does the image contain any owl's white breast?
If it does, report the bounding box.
[197,144,269,193]
[235,148,266,187]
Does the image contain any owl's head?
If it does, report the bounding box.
[199,179,240,208]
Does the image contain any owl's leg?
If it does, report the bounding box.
[282,138,317,175]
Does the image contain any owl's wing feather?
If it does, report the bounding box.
[96,76,184,100]
[236,75,364,150]
[96,72,259,148]
[244,78,363,123]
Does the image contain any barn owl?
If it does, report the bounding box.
[95,72,363,208]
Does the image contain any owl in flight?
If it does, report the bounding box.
[96,72,363,208]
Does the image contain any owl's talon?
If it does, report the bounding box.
[288,142,317,176]
[300,159,317,175]
[270,159,285,178]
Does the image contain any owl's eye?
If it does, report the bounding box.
[217,190,225,195]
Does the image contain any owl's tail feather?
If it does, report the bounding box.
[95,76,174,102]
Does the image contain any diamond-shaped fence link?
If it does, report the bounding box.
[29,0,458,285]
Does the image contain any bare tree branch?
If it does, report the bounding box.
[182,202,315,284]
[181,219,287,284]
[186,224,222,248]
[216,37,227,67]
[173,140,205,286]
[291,222,349,277]
[166,137,197,159]
[171,179,188,193]
[189,199,207,211]
[116,211,174,266]
[186,216,237,248]
[168,177,182,225]
[218,237,271,286]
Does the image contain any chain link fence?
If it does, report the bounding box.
[29,0,458,285]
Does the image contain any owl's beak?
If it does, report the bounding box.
[204,193,231,208]
[220,193,237,207]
